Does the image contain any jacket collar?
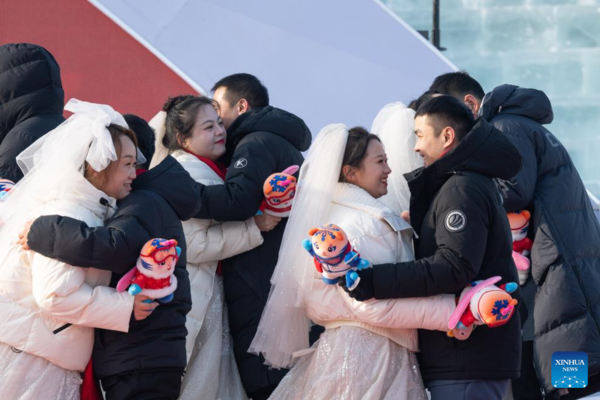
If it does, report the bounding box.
[221,106,312,166]
[59,174,117,220]
[172,150,225,183]
[332,183,412,233]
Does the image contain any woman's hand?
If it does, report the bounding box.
[18,220,34,251]
[401,211,410,224]
[254,213,282,232]
[133,295,158,321]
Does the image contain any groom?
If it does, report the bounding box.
[346,96,523,400]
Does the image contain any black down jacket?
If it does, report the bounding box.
[371,118,523,382]
[195,106,311,394]
[27,156,202,379]
[480,85,600,399]
[0,43,64,182]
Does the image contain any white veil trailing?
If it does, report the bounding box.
[148,110,168,169]
[0,99,129,249]
[371,102,423,215]
[249,123,350,369]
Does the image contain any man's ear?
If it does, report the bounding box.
[463,94,480,118]
[442,126,457,150]
[238,98,250,115]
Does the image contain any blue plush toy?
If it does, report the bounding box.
[0,179,15,200]
[302,224,370,291]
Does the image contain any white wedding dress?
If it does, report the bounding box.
[179,275,247,400]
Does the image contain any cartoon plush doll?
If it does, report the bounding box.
[447,277,518,340]
[302,224,370,291]
[508,210,533,285]
[117,238,181,303]
[258,165,300,217]
[0,179,15,200]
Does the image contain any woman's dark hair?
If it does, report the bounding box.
[162,95,219,152]
[339,126,381,182]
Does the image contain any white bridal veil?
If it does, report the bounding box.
[250,104,422,369]
[371,102,423,215]
[148,110,168,169]
[0,99,133,250]
[249,123,350,369]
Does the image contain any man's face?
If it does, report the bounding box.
[414,115,447,167]
[213,87,241,130]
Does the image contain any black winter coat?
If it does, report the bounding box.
[481,85,600,399]
[27,156,202,378]
[195,106,311,394]
[0,43,64,182]
[371,118,523,382]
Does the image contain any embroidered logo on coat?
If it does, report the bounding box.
[445,210,467,233]
[234,158,248,169]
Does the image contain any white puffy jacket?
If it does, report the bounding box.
[0,179,134,372]
[172,150,264,360]
[304,183,455,352]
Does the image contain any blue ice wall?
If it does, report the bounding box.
[384,0,600,196]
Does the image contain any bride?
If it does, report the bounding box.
[250,122,456,400]
[0,99,149,400]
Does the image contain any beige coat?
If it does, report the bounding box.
[172,150,264,360]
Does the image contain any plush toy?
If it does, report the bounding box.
[258,165,299,217]
[508,210,533,285]
[0,179,15,200]
[447,276,518,340]
[302,224,370,291]
[117,238,181,303]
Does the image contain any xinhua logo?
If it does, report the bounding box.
[552,352,588,389]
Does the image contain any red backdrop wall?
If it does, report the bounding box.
[0,0,196,121]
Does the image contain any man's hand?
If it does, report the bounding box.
[254,213,282,232]
[338,268,375,301]
[133,295,158,321]
[18,220,34,251]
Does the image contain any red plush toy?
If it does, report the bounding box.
[507,210,533,285]
[258,165,299,217]
[117,238,181,303]
[448,277,518,340]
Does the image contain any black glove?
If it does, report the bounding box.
[338,268,375,301]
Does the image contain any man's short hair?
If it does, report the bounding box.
[123,114,155,170]
[408,90,438,112]
[429,71,485,102]
[211,73,269,109]
[415,96,475,142]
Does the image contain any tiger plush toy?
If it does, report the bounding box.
[117,238,181,303]
[302,224,370,291]
[258,165,300,217]
[508,210,533,285]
